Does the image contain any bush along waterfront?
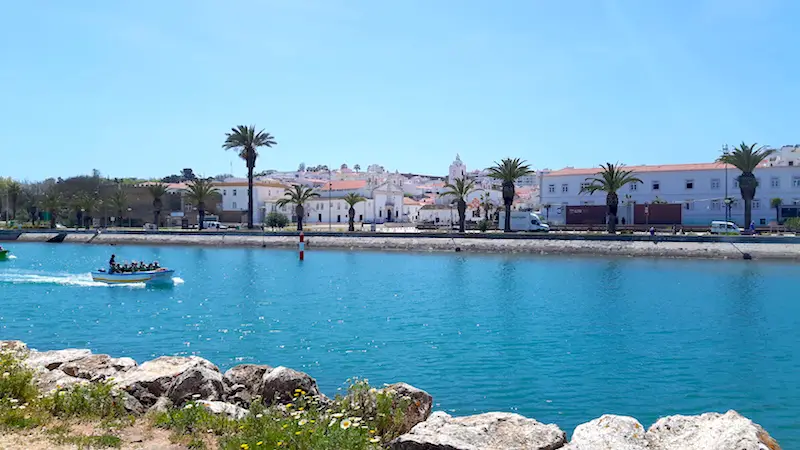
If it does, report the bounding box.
[0,340,783,450]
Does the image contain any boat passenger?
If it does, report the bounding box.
[108,254,116,272]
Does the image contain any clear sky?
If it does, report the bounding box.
[2,0,799,181]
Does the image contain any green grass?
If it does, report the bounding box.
[51,433,123,449]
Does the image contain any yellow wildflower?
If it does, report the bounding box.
[240,445,249,450]
[369,437,380,443]
[294,431,302,435]
[286,403,293,408]
[256,442,263,447]
[369,429,376,434]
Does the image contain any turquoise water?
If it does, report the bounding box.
[1,243,798,444]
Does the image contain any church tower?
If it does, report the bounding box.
[448,154,466,184]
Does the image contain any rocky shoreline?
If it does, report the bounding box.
[1,340,782,449]
[10,231,800,260]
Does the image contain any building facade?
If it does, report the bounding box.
[540,161,800,226]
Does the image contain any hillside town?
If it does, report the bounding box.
[2,145,800,230]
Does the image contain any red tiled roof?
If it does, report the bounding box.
[318,180,367,191]
[403,197,421,205]
[544,162,765,177]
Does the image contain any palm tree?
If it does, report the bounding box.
[542,203,552,222]
[222,125,277,229]
[185,178,219,230]
[276,185,319,231]
[354,164,361,173]
[342,193,366,232]
[108,186,128,226]
[487,158,534,232]
[580,163,642,234]
[75,193,100,228]
[40,188,62,229]
[441,177,478,233]
[479,192,494,222]
[6,181,21,220]
[771,198,782,224]
[147,183,168,228]
[718,142,776,227]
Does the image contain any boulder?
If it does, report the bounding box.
[60,354,137,381]
[224,364,272,390]
[115,356,218,407]
[197,400,249,420]
[26,348,92,371]
[166,366,225,406]
[0,340,29,356]
[563,415,648,450]
[121,391,145,415]
[646,410,781,450]
[226,383,253,408]
[151,396,174,413]
[390,411,567,450]
[256,366,320,404]
[35,368,89,393]
[383,383,433,434]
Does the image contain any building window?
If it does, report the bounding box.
[760,218,766,225]
[561,184,569,193]
[223,189,227,195]
[710,179,720,190]
[548,184,555,193]
[793,177,800,188]
[771,177,780,188]
[752,199,760,210]
[232,202,237,209]
[359,214,363,221]
[337,215,341,223]
[685,180,694,190]
[790,161,795,166]
[379,210,382,218]
[652,181,660,191]
[630,183,637,191]
[318,214,322,221]
[580,182,590,191]
[684,200,693,210]
[472,209,480,218]
[232,189,237,196]
[337,203,341,210]
[711,200,720,210]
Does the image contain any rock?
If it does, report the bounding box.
[166,366,225,406]
[227,383,253,408]
[0,340,29,356]
[224,364,272,390]
[26,348,92,371]
[647,410,782,450]
[383,383,433,434]
[563,415,648,450]
[390,411,567,450]
[121,391,145,415]
[197,400,249,420]
[116,356,218,407]
[256,366,320,404]
[151,396,173,413]
[60,354,137,381]
[35,369,89,393]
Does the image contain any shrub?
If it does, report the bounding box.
[41,382,127,420]
[478,220,489,232]
[264,212,289,229]
[784,217,800,232]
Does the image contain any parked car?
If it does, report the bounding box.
[202,221,228,230]
[710,221,741,235]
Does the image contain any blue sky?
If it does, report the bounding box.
[2,0,799,180]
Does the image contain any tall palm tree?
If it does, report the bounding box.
[342,192,366,232]
[276,185,319,231]
[580,163,642,233]
[441,177,478,233]
[6,181,21,220]
[479,192,494,222]
[770,198,782,224]
[718,142,776,227]
[354,164,361,173]
[40,188,62,229]
[185,178,219,230]
[147,183,168,228]
[222,125,277,229]
[108,186,128,227]
[76,193,100,228]
[487,158,533,232]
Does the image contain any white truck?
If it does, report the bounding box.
[497,211,550,232]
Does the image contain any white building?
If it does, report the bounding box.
[448,154,467,184]
[215,178,287,224]
[539,160,800,226]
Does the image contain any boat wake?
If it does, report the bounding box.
[7,255,16,259]
[173,277,185,285]
[0,270,144,288]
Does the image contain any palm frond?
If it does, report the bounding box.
[487,158,534,182]
[717,142,776,173]
[580,162,642,195]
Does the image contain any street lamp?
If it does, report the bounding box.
[127,207,132,228]
[722,144,730,222]
[724,197,733,224]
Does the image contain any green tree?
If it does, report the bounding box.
[487,158,533,232]
[6,181,22,220]
[108,186,128,227]
[147,183,168,228]
[264,211,289,229]
[770,198,782,224]
[441,177,478,233]
[354,164,361,173]
[40,188,62,229]
[74,192,100,228]
[184,178,218,230]
[479,192,495,222]
[276,185,319,232]
[222,125,277,229]
[580,163,642,234]
[342,193,366,232]
[718,142,776,227]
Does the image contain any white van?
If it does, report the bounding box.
[202,221,228,230]
[498,211,550,232]
[710,221,740,235]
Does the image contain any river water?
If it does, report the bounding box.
[0,243,797,444]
